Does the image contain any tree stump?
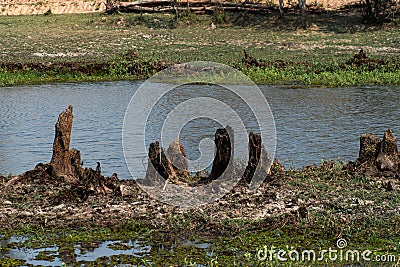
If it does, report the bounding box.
[6,105,120,200]
[167,138,190,179]
[144,141,176,185]
[376,129,400,172]
[357,133,381,164]
[352,129,400,176]
[208,126,234,182]
[49,105,83,180]
[242,132,270,184]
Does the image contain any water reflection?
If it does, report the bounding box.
[0,236,152,266]
[0,236,210,266]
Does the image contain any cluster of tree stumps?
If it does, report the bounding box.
[4,105,400,204]
[143,125,273,187]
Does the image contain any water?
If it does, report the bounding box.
[0,236,152,266]
[0,81,399,178]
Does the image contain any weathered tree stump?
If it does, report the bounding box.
[242,132,270,184]
[144,141,177,186]
[167,138,188,170]
[49,105,83,180]
[161,147,177,180]
[6,105,120,201]
[352,129,400,176]
[376,129,399,172]
[357,133,381,164]
[167,138,190,179]
[208,126,234,182]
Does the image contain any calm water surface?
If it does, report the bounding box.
[0,81,399,178]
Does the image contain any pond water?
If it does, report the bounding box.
[0,81,399,178]
[0,235,211,266]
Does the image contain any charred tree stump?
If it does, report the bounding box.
[242,132,270,184]
[167,138,190,179]
[376,129,400,172]
[145,141,161,179]
[207,126,234,182]
[6,105,120,200]
[49,105,83,180]
[352,129,400,176]
[144,141,177,185]
[243,132,262,183]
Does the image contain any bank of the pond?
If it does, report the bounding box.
[2,63,400,87]
[0,11,399,87]
[1,160,400,266]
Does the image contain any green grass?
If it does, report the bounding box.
[0,11,399,87]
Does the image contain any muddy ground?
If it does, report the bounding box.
[1,159,399,240]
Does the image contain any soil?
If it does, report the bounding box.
[1,49,398,79]
[1,158,399,238]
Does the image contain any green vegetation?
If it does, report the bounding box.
[0,11,399,87]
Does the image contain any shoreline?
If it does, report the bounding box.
[1,56,400,87]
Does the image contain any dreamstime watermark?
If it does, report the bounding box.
[122,61,276,207]
[257,238,398,263]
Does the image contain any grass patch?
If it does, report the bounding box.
[0,11,399,87]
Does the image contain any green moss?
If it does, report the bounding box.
[0,258,26,267]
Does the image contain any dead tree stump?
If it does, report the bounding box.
[208,126,234,182]
[357,133,381,164]
[144,141,176,185]
[352,129,400,176]
[167,138,190,179]
[6,105,120,200]
[376,129,400,172]
[49,105,83,180]
[242,132,270,184]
